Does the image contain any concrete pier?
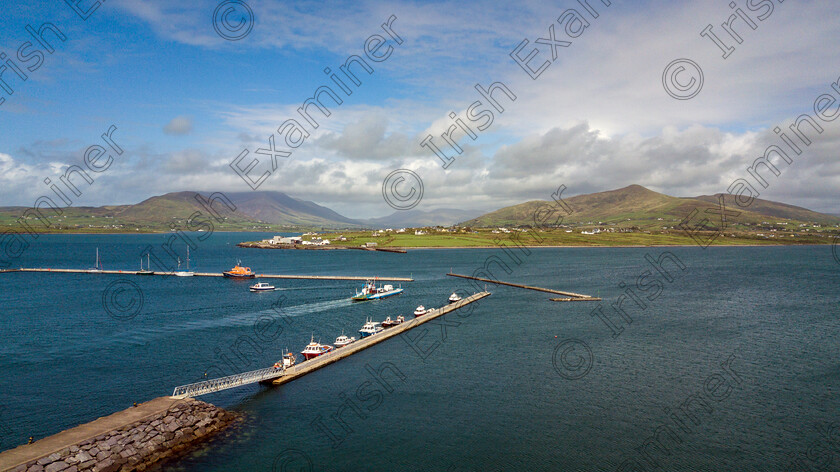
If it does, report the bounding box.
[447,273,596,299]
[7,268,413,282]
[271,291,491,387]
[0,397,236,472]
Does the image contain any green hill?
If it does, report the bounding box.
[461,185,840,229]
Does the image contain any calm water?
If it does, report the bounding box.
[1,233,839,471]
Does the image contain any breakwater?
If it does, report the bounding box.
[0,397,237,472]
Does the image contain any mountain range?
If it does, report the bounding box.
[1,186,837,231]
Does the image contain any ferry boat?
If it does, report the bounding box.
[224,260,255,278]
[273,351,297,370]
[249,282,275,292]
[351,279,404,301]
[381,315,405,328]
[359,318,383,337]
[137,254,153,275]
[335,332,356,348]
[300,336,333,360]
[413,305,428,317]
[448,292,462,303]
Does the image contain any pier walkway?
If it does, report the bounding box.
[172,291,491,398]
[447,273,600,300]
[5,268,413,282]
[0,397,181,472]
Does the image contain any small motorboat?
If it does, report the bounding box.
[413,305,428,317]
[335,332,356,348]
[448,292,462,303]
[301,336,333,360]
[250,282,275,292]
[381,315,405,328]
[273,350,297,370]
[224,260,255,278]
[359,318,383,337]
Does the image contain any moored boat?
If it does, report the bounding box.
[174,246,195,277]
[381,315,405,328]
[448,292,462,303]
[300,336,333,360]
[413,305,428,317]
[273,350,297,370]
[87,248,103,273]
[137,254,153,275]
[351,279,404,301]
[224,260,255,278]
[335,332,356,348]
[250,282,275,292]
[359,318,383,337]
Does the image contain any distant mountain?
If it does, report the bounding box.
[364,208,483,228]
[461,185,840,228]
[224,191,363,227]
[0,191,366,230]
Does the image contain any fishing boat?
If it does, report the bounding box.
[448,292,462,303]
[351,279,404,301]
[335,332,356,348]
[249,282,275,292]
[138,254,153,275]
[174,246,195,277]
[273,350,297,370]
[381,315,405,328]
[300,336,333,360]
[413,305,428,317]
[358,318,383,337]
[223,260,255,278]
[87,248,103,273]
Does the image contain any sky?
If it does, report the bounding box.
[1,0,839,218]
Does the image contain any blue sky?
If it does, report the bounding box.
[2,0,839,217]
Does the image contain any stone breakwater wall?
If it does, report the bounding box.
[9,399,237,472]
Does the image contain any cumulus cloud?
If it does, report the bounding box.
[163,116,194,136]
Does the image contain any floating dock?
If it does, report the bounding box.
[5,268,413,282]
[446,273,599,300]
[171,291,491,398]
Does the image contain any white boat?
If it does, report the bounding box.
[448,292,462,303]
[273,350,297,370]
[87,248,103,273]
[174,246,195,277]
[138,254,153,275]
[359,318,383,337]
[413,305,428,317]
[381,315,405,328]
[351,279,404,301]
[335,332,356,348]
[250,282,275,292]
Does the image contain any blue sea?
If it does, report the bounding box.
[1,233,839,471]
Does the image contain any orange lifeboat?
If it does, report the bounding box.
[223,261,255,278]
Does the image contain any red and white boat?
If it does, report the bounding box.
[413,305,428,317]
[381,315,405,328]
[300,336,334,360]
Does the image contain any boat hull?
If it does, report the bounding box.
[351,288,404,301]
[224,272,255,278]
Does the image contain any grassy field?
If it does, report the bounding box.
[254,228,836,248]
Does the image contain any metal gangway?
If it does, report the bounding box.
[172,365,293,398]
